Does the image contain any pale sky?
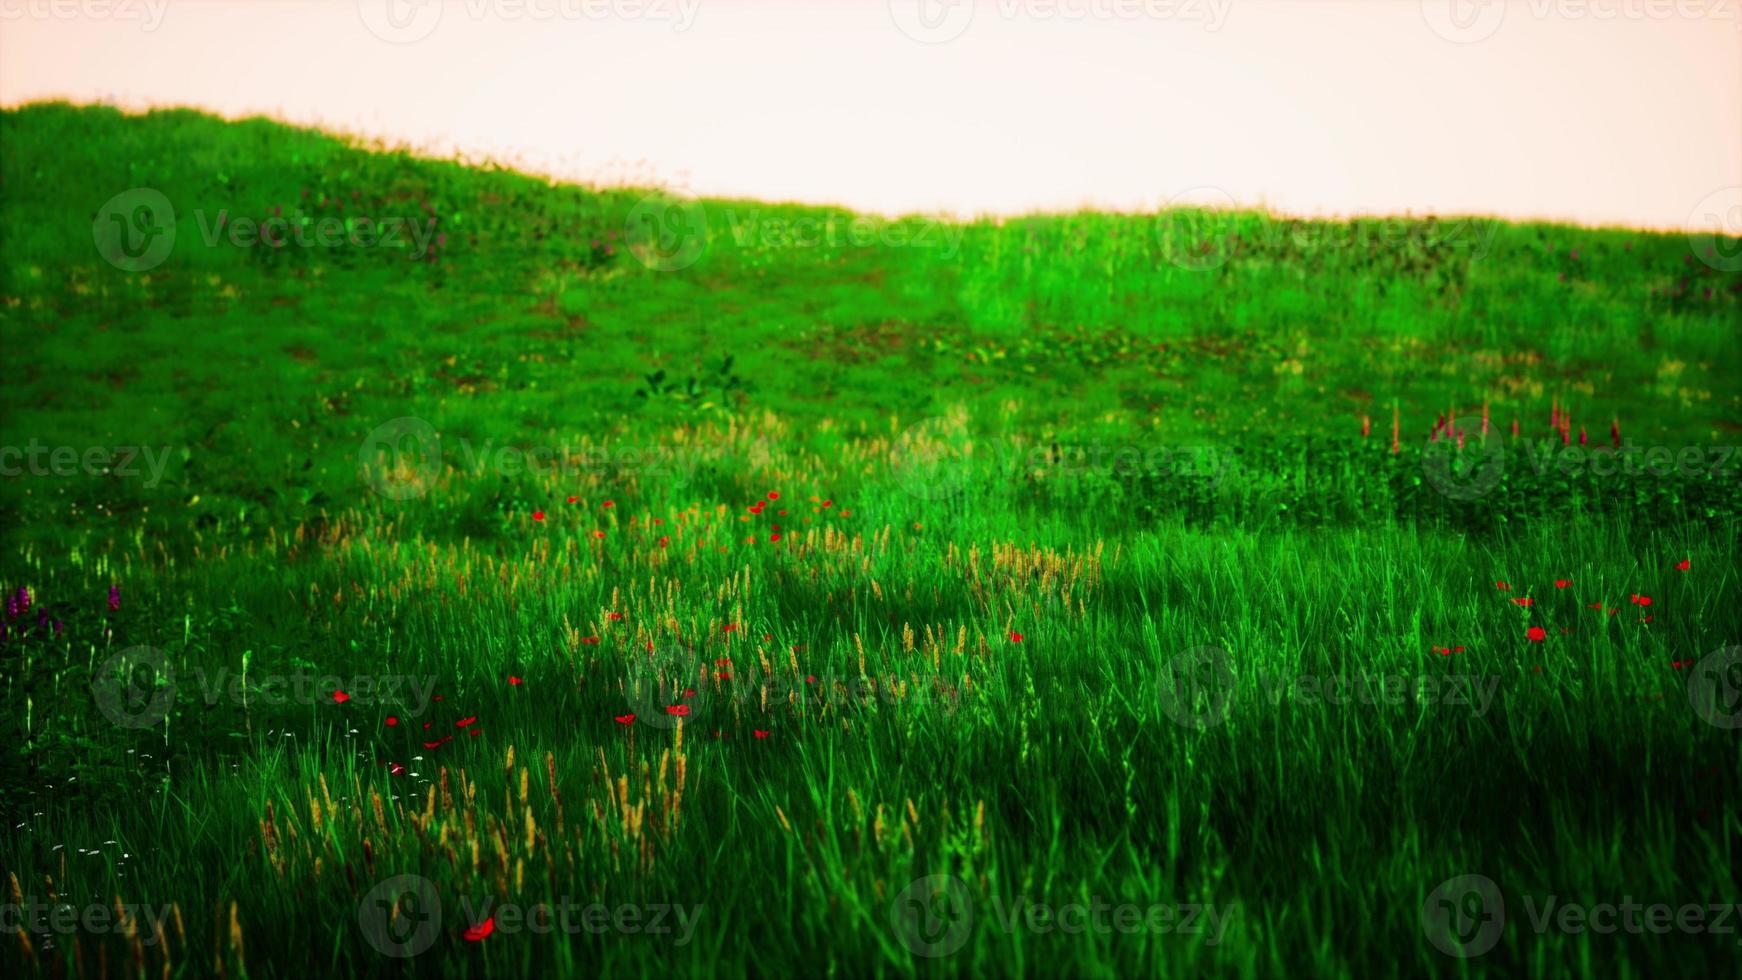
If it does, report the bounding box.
[2,0,1739,230]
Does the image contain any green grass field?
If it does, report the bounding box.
[2,102,1740,978]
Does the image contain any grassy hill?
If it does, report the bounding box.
[2,102,1740,978]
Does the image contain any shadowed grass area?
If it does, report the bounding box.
[2,102,1740,978]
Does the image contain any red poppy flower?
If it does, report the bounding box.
[385,716,399,727]
[593,530,605,539]
[822,500,832,508]
[1554,580,1571,589]
[423,722,432,730]
[769,534,781,542]
[607,612,624,621]
[1675,558,1691,571]
[464,916,495,942]
[1512,598,1534,607]
[332,691,351,704]
[1008,631,1024,643]
[424,737,454,749]
[508,675,522,686]
[665,704,691,717]
[614,713,635,725]
[753,729,770,739]
[723,624,738,633]
[567,496,579,505]
[468,727,484,737]
[1526,626,1547,642]
[532,511,545,522]
[455,716,477,728]
[1631,594,1653,607]
[1495,581,1511,591]
[603,500,615,508]
[715,658,733,667]
[767,491,779,500]
[388,762,406,776]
